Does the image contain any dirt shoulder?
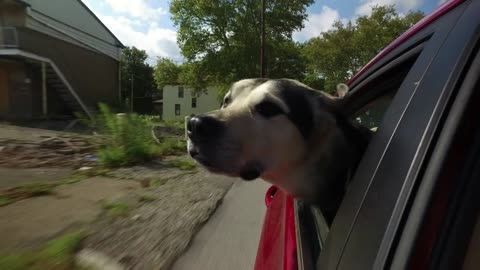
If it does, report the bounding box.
[0,124,235,270]
[84,170,234,270]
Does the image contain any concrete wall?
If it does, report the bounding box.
[162,85,221,121]
[22,0,122,60]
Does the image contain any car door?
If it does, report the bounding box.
[314,1,480,270]
[294,1,479,269]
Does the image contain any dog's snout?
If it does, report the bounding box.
[187,115,223,141]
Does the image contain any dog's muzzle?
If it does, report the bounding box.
[187,115,225,168]
[187,115,224,144]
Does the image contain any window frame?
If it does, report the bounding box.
[192,97,197,108]
[178,87,184,98]
[295,41,428,270]
[175,104,181,116]
[293,4,470,270]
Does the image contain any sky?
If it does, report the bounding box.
[81,0,449,65]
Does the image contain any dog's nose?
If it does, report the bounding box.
[187,115,223,141]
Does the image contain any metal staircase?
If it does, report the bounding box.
[45,65,85,115]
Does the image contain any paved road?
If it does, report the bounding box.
[171,179,269,270]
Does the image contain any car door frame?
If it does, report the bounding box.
[315,1,477,270]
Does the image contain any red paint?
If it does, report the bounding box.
[255,186,297,270]
[265,185,278,207]
[348,0,465,85]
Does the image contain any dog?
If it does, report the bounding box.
[186,78,371,222]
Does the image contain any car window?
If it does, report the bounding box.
[296,47,423,270]
[354,93,396,131]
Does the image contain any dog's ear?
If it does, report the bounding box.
[336,83,349,98]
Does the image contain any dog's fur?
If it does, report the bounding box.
[187,78,371,222]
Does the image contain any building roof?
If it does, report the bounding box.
[76,0,124,48]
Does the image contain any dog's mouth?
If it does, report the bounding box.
[188,141,263,180]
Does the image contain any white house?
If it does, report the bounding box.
[160,85,221,121]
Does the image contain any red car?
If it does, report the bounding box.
[255,0,480,269]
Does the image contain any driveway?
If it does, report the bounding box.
[171,179,269,270]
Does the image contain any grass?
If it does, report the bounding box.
[0,196,11,206]
[16,183,54,197]
[163,120,185,130]
[151,177,171,187]
[168,159,197,171]
[0,172,93,207]
[91,103,162,167]
[138,194,156,203]
[101,201,131,217]
[0,230,85,270]
[0,183,57,205]
[157,138,187,156]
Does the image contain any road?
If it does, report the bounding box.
[171,179,269,270]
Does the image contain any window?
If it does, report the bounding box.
[192,97,197,108]
[175,104,181,115]
[296,48,423,270]
[178,87,184,98]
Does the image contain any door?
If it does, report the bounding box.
[0,68,8,113]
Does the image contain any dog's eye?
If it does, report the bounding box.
[255,101,284,118]
[222,96,231,108]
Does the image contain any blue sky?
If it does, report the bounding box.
[82,0,447,64]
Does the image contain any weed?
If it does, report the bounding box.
[0,230,85,270]
[0,196,11,206]
[163,120,184,130]
[151,177,170,187]
[138,194,156,203]
[169,159,197,171]
[92,103,162,167]
[157,138,187,156]
[101,201,130,217]
[15,183,54,197]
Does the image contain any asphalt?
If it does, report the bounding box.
[171,179,270,270]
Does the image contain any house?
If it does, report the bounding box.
[0,0,123,119]
[158,85,220,121]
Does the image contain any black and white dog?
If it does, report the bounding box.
[186,78,371,222]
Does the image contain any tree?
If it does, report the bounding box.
[302,5,424,93]
[153,58,181,97]
[170,0,314,96]
[120,46,156,106]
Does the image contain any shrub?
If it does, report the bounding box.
[95,103,161,167]
[157,138,187,156]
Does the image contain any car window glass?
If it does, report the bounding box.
[354,92,396,131]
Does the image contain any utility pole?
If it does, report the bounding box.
[260,0,266,78]
[130,75,134,112]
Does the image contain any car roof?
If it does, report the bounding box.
[347,0,465,85]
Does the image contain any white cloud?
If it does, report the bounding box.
[81,0,181,64]
[293,6,342,41]
[103,0,166,21]
[99,15,182,64]
[355,0,423,16]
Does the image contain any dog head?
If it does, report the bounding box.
[187,79,343,184]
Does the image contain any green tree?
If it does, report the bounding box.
[153,58,181,97]
[302,5,424,93]
[120,46,156,106]
[170,0,314,96]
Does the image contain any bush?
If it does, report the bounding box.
[95,103,161,167]
[157,138,187,156]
